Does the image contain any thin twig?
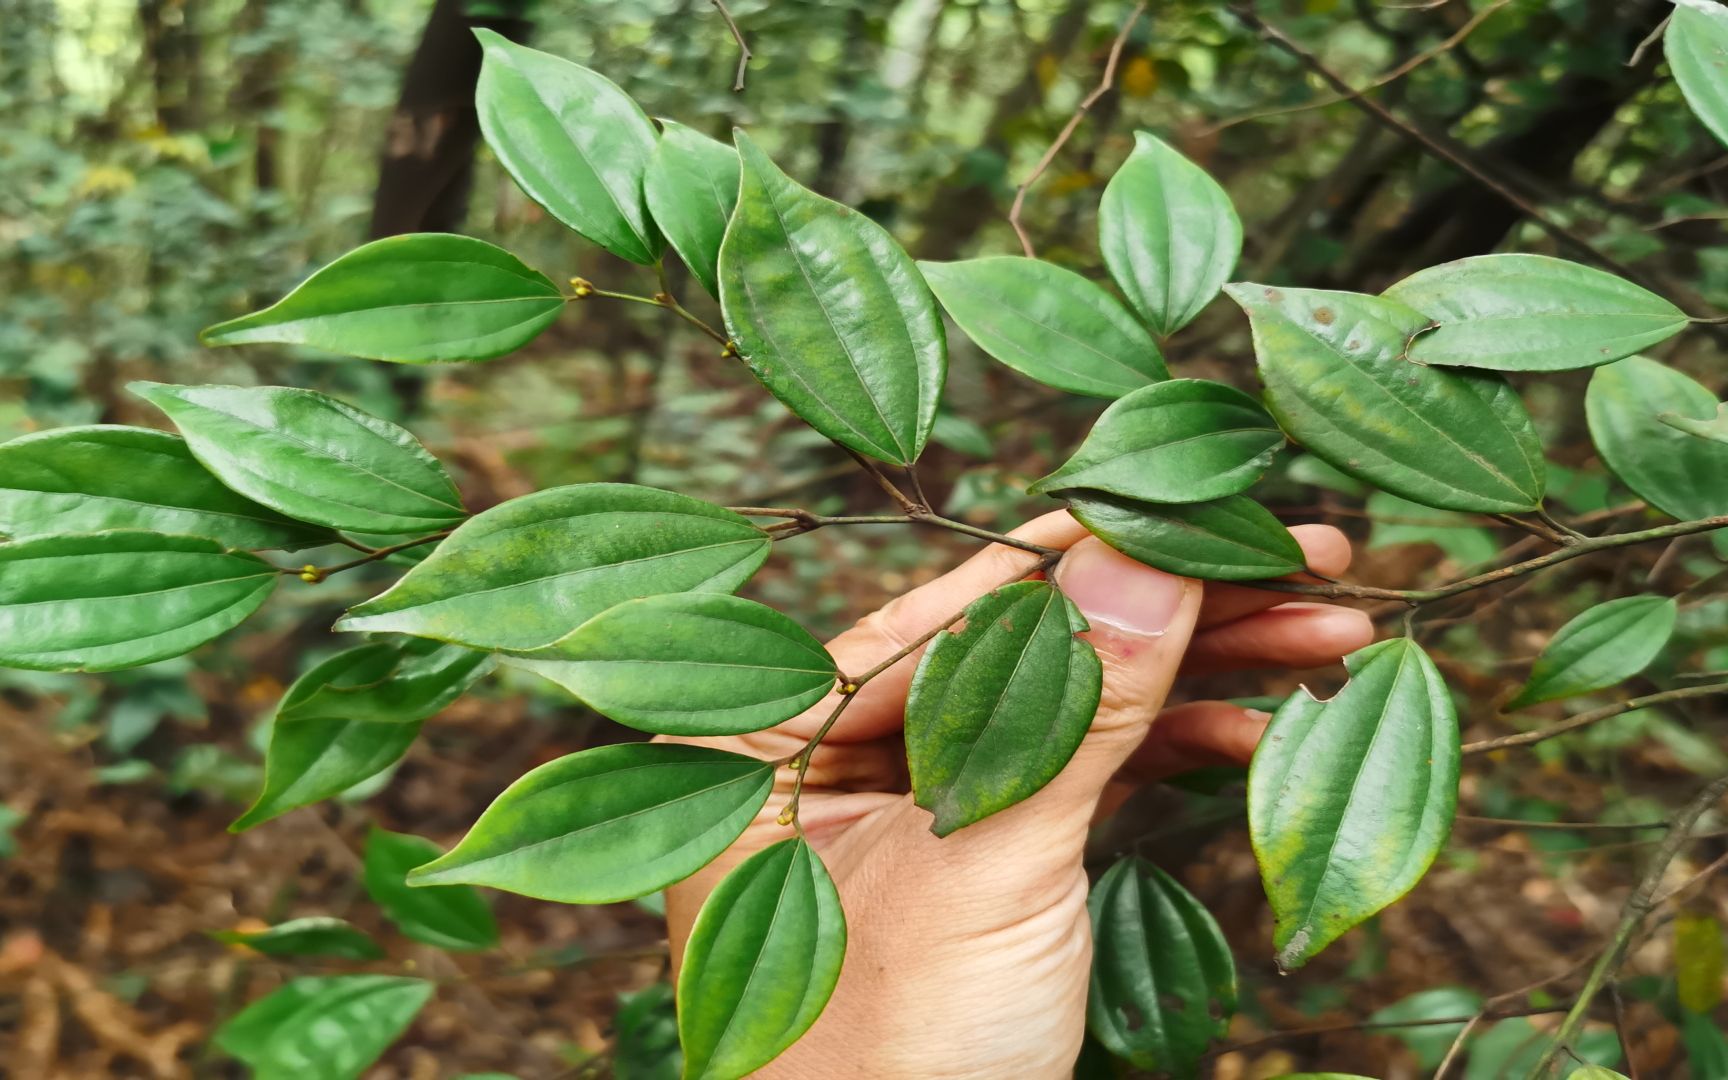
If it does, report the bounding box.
[840,446,922,514]
[1463,682,1728,754]
[278,531,451,581]
[1652,849,1728,907]
[730,506,1064,557]
[1610,982,1640,1080]
[572,277,730,346]
[708,0,752,92]
[1628,13,1672,68]
[1490,512,1570,546]
[1435,949,1605,1079]
[1210,1003,1567,1061]
[1456,815,1667,832]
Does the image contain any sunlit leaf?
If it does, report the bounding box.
[364,828,498,951]
[1669,0,1728,149]
[645,120,738,297]
[1508,595,1677,709]
[1069,492,1306,581]
[214,975,432,1080]
[212,917,384,961]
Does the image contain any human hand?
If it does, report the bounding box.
[662,511,1372,1079]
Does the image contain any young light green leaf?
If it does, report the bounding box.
[905,581,1102,836]
[645,120,739,298]
[408,744,774,904]
[0,532,276,672]
[677,838,845,1080]
[1587,356,1728,521]
[364,828,498,951]
[1567,1069,1631,1080]
[128,382,465,535]
[337,484,771,652]
[719,131,946,465]
[1249,638,1459,971]
[1068,492,1306,581]
[0,426,327,549]
[214,975,432,1080]
[1661,402,1728,444]
[1508,595,1677,709]
[1100,131,1242,337]
[919,256,1166,397]
[1087,858,1237,1078]
[201,234,565,362]
[474,30,661,263]
[212,917,384,961]
[1027,379,1283,502]
[1226,283,1546,513]
[514,594,836,735]
[1669,0,1728,149]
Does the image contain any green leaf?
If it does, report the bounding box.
[1383,254,1687,372]
[0,532,276,672]
[615,983,683,1080]
[337,484,771,652]
[214,974,432,1080]
[1367,492,1498,568]
[1367,987,1483,1071]
[645,120,739,298]
[212,917,384,961]
[363,828,498,951]
[719,131,946,465]
[1226,283,1546,513]
[919,256,1166,398]
[1027,379,1283,502]
[1587,356,1728,521]
[1567,1070,1630,1080]
[201,234,565,362]
[473,30,661,264]
[677,838,845,1080]
[128,382,465,535]
[1069,492,1306,581]
[1463,1019,1619,1080]
[905,581,1102,836]
[1682,1008,1728,1079]
[1661,402,1728,444]
[931,412,994,458]
[513,594,836,735]
[1087,858,1236,1077]
[1100,131,1242,336]
[407,744,773,904]
[0,425,327,549]
[1508,595,1678,709]
[1248,638,1459,971]
[1286,453,1368,497]
[1669,0,1728,149]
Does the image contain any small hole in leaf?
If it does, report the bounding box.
[1120,1002,1145,1031]
[1159,993,1188,1014]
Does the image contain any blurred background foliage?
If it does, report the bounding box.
[3,0,1727,1076]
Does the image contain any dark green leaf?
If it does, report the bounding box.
[513,594,835,735]
[1087,858,1236,1077]
[1069,492,1306,581]
[645,120,738,298]
[338,484,770,652]
[919,256,1166,397]
[0,425,326,549]
[474,30,661,263]
[1027,379,1283,502]
[1249,638,1459,971]
[408,744,773,903]
[1383,255,1687,372]
[1661,402,1728,444]
[201,234,564,362]
[214,974,432,1080]
[1587,356,1728,521]
[212,917,384,961]
[905,581,1102,836]
[129,382,465,535]
[0,532,276,672]
[1669,1,1728,149]
[719,131,946,465]
[364,828,498,951]
[1100,131,1242,337]
[1226,283,1546,512]
[677,838,845,1080]
[1508,595,1677,709]
[615,983,682,1080]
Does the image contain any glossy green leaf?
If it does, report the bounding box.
[201,234,564,362]
[1227,283,1546,512]
[1383,254,1687,372]
[515,594,836,735]
[1087,858,1236,1077]
[1661,402,1728,443]
[473,30,661,263]
[1249,638,1459,971]
[1100,131,1242,336]
[677,838,845,1080]
[0,532,276,672]
[129,382,465,535]
[1670,0,1728,148]
[338,484,770,652]
[214,975,432,1080]
[719,131,946,465]
[1069,492,1306,581]
[364,828,498,951]
[1587,356,1728,521]
[408,744,773,904]
[1508,595,1677,709]
[212,917,384,960]
[1368,987,1483,1071]
[919,256,1166,397]
[645,120,739,298]
[905,581,1102,836]
[1027,379,1283,502]
[0,425,326,549]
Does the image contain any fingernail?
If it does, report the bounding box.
[1054,538,1187,637]
[1245,709,1273,723]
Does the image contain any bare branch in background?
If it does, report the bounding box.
[710,0,753,92]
